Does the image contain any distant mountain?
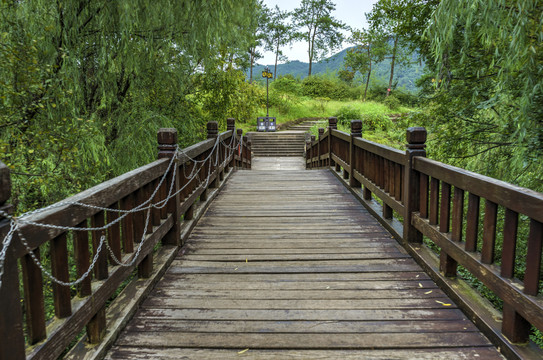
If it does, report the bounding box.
[250,47,425,92]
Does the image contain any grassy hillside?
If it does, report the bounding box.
[250,47,425,92]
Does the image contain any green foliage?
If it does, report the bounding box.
[334,106,361,126]
[271,75,301,95]
[292,0,347,76]
[383,95,401,111]
[301,75,357,100]
[0,0,260,213]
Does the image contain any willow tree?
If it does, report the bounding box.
[0,0,258,211]
[425,0,543,190]
[292,0,346,76]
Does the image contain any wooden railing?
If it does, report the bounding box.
[0,119,251,360]
[306,117,543,360]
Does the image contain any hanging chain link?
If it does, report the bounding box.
[0,131,244,291]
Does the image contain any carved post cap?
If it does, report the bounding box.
[157,128,178,159]
[227,118,235,131]
[406,127,427,148]
[0,162,11,205]
[328,117,338,130]
[157,128,178,144]
[318,128,325,138]
[351,120,362,137]
[207,121,219,139]
[236,129,243,136]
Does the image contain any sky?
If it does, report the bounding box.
[259,0,378,66]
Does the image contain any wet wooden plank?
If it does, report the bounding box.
[106,169,502,359]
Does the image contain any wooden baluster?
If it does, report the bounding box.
[451,187,464,243]
[349,120,362,187]
[236,129,243,169]
[524,219,542,295]
[21,247,46,344]
[91,211,108,280]
[159,171,168,219]
[74,221,92,296]
[465,193,480,252]
[439,182,456,276]
[384,159,389,193]
[502,217,540,344]
[429,178,440,225]
[247,139,252,169]
[107,203,122,264]
[329,117,337,168]
[395,163,402,201]
[388,161,396,196]
[306,138,311,169]
[318,128,324,168]
[0,162,26,359]
[419,173,429,218]
[481,200,497,264]
[150,179,161,227]
[501,209,518,278]
[200,154,209,201]
[184,162,195,221]
[51,233,72,318]
[403,127,427,243]
[133,188,145,245]
[227,118,236,169]
[87,308,106,344]
[208,121,219,182]
[121,194,135,253]
[139,184,153,278]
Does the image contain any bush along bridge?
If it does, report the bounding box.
[0,117,541,359]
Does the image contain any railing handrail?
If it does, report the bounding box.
[414,156,543,222]
[0,120,251,360]
[306,117,543,360]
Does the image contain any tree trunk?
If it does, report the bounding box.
[364,57,372,102]
[249,50,254,84]
[387,35,398,97]
[274,38,280,79]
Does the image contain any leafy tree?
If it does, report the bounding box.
[367,0,422,96]
[247,1,270,83]
[265,5,293,79]
[344,29,388,101]
[0,0,259,212]
[292,0,347,77]
[423,0,543,190]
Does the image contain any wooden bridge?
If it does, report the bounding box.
[0,118,542,359]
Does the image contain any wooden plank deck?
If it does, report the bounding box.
[105,169,503,359]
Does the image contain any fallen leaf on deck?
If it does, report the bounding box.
[435,300,452,306]
[238,348,249,354]
[424,290,433,294]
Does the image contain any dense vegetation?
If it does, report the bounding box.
[1,0,542,349]
[0,0,263,213]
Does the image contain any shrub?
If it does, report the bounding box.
[334,106,361,126]
[271,75,301,95]
[384,95,401,111]
[361,113,393,131]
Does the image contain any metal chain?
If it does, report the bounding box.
[0,132,240,290]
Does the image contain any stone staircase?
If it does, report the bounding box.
[249,131,306,157]
[287,119,319,132]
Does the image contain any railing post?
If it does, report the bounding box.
[311,135,316,168]
[158,128,181,246]
[403,127,427,244]
[318,128,324,168]
[227,118,235,169]
[0,162,26,360]
[349,120,362,188]
[236,129,243,169]
[207,121,219,186]
[306,137,311,169]
[247,138,252,170]
[329,117,337,169]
